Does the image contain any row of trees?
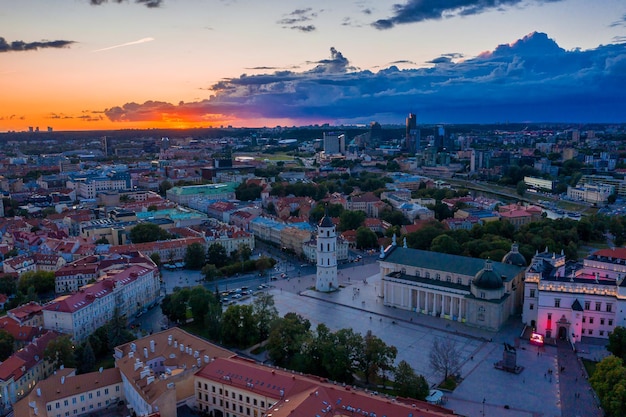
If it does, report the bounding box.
[400,213,610,262]
[160,289,431,399]
[0,271,56,310]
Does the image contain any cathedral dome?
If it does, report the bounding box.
[502,243,527,267]
[473,259,503,290]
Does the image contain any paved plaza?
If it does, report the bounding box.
[259,262,604,417]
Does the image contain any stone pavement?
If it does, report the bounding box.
[258,262,605,417]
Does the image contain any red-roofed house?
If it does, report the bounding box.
[7,302,44,328]
[43,263,159,342]
[195,356,457,417]
[0,330,59,410]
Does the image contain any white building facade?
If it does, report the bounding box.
[315,211,338,292]
[522,248,626,343]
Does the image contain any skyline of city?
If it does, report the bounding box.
[1,0,625,132]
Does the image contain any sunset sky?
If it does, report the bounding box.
[1,0,625,132]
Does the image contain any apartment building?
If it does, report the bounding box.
[14,367,123,417]
[195,356,457,417]
[43,263,159,342]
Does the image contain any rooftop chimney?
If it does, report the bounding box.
[150,340,155,353]
[144,347,149,358]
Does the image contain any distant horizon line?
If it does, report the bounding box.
[3,121,626,135]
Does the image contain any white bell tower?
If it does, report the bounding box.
[316,205,337,292]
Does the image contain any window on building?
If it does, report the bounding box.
[529,289,535,298]
[595,302,601,311]
[56,402,60,409]
[239,394,243,401]
[436,273,441,280]
[548,313,552,320]
[590,318,594,324]
[64,400,68,406]
[607,303,613,313]
[609,319,614,326]
[232,392,235,399]
[480,292,485,299]
[212,386,216,393]
[247,407,251,415]
[554,299,561,308]
[446,275,451,282]
[457,277,462,284]
[601,318,605,325]
[246,396,250,403]
[600,330,605,336]
[261,401,265,408]
[198,393,202,400]
[47,405,52,412]
[585,301,590,310]
[104,388,108,395]
[425,272,430,279]
[198,382,201,388]
[588,329,593,335]
[529,303,534,310]
[225,390,228,396]
[72,398,76,404]
[219,389,223,395]
[582,316,586,323]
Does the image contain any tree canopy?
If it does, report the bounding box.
[129,223,171,243]
[184,242,206,269]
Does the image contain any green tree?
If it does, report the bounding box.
[429,337,461,381]
[76,341,96,374]
[406,223,446,250]
[205,295,223,341]
[516,180,527,197]
[18,271,55,295]
[95,236,109,244]
[357,330,397,385]
[394,360,429,400]
[129,223,171,243]
[201,264,220,281]
[0,275,17,297]
[207,243,228,268]
[188,286,217,326]
[235,182,262,201]
[44,336,76,369]
[430,234,462,255]
[107,309,134,350]
[238,244,252,262]
[267,313,311,368]
[158,180,173,196]
[339,210,366,231]
[161,288,190,324]
[252,292,279,341]
[380,209,409,226]
[184,242,206,269]
[356,226,378,249]
[0,330,15,361]
[320,327,362,383]
[149,252,161,267]
[590,355,626,417]
[221,304,258,348]
[607,327,626,361]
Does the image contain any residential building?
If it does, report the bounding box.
[379,244,526,331]
[43,262,159,342]
[195,356,457,417]
[14,367,123,417]
[114,328,234,417]
[107,237,206,264]
[0,331,59,410]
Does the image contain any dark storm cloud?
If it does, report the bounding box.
[372,0,563,30]
[0,37,75,53]
[90,0,163,8]
[102,33,626,124]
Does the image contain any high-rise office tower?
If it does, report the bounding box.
[405,113,419,153]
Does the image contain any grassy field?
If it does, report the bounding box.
[236,152,294,161]
[582,358,597,378]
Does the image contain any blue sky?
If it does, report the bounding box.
[1,0,625,130]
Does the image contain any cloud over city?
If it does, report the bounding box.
[89,0,163,8]
[102,33,626,125]
[372,0,563,30]
[0,37,75,53]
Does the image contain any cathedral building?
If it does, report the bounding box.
[379,243,526,331]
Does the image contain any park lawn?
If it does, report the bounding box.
[582,358,597,378]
